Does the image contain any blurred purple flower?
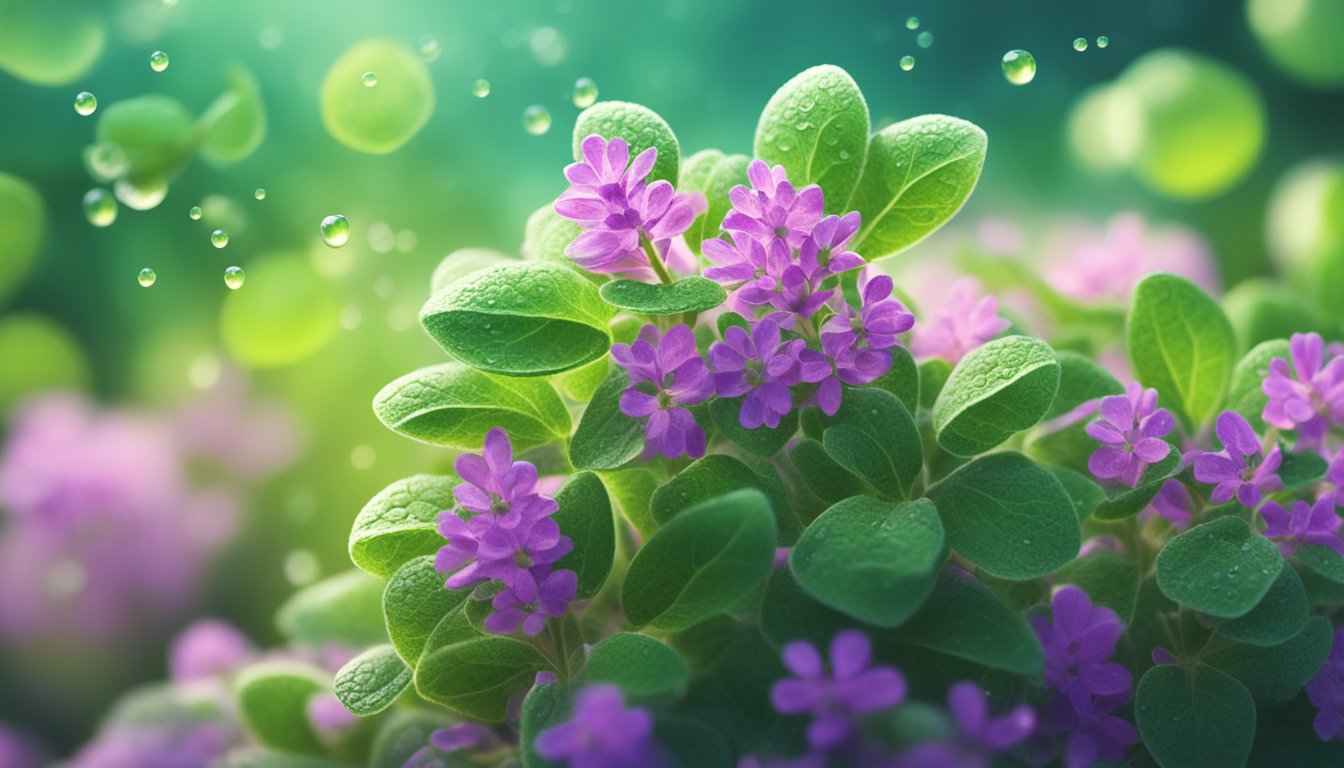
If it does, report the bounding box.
[770,630,907,751]
[611,324,713,459]
[67,688,238,768]
[172,368,302,479]
[710,317,804,429]
[1307,628,1344,743]
[1326,447,1344,507]
[896,682,1034,768]
[169,619,254,682]
[1045,690,1139,768]
[450,428,557,529]
[723,160,825,250]
[1262,332,1344,451]
[909,279,1010,364]
[1193,412,1283,509]
[0,724,45,768]
[536,684,659,768]
[1041,212,1220,303]
[1085,382,1175,488]
[307,692,359,736]
[403,723,492,768]
[1260,497,1344,557]
[486,566,577,637]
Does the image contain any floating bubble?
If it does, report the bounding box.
[523,105,552,135]
[82,188,117,227]
[1097,35,1110,48]
[906,16,919,30]
[1066,83,1143,173]
[211,229,229,248]
[916,31,933,48]
[900,56,916,71]
[149,50,169,72]
[114,176,168,211]
[254,188,266,200]
[471,78,491,98]
[417,35,441,62]
[361,70,378,87]
[367,221,395,253]
[350,444,376,469]
[1265,159,1344,285]
[188,205,202,220]
[1074,37,1088,52]
[138,267,156,287]
[0,0,106,86]
[320,214,350,247]
[1248,0,1344,87]
[320,39,434,154]
[74,91,96,116]
[572,77,599,108]
[1002,49,1037,85]
[223,266,245,290]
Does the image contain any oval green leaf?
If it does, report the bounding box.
[200,68,267,164]
[0,173,43,304]
[580,632,691,700]
[414,607,551,722]
[789,438,869,503]
[821,387,923,499]
[1093,450,1184,521]
[1156,516,1283,618]
[933,335,1060,457]
[551,471,615,599]
[709,395,799,457]
[333,644,412,717]
[275,569,386,647]
[1136,664,1256,768]
[1217,564,1309,647]
[573,101,679,184]
[234,662,329,754]
[1046,350,1124,420]
[349,474,456,578]
[681,152,749,254]
[599,276,726,315]
[320,39,434,154]
[649,454,798,543]
[96,95,198,181]
[383,555,470,665]
[1205,615,1334,706]
[569,367,646,470]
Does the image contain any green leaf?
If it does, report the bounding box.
[522,205,585,272]
[1297,543,1344,586]
[1156,516,1283,618]
[1278,448,1328,489]
[275,570,386,647]
[709,396,799,457]
[1207,616,1333,706]
[421,263,615,377]
[349,474,455,578]
[223,749,354,768]
[569,368,645,471]
[681,152,749,254]
[1217,565,1309,646]
[598,466,664,537]
[1055,551,1139,623]
[851,115,987,259]
[821,387,923,499]
[220,255,340,369]
[580,632,691,699]
[573,101,680,184]
[1226,339,1290,431]
[649,454,798,543]
[623,489,778,631]
[431,248,515,294]
[0,174,43,305]
[1137,665,1256,768]
[234,662,329,754]
[333,645,411,717]
[200,68,266,163]
[655,715,736,768]
[760,570,853,648]
[320,39,434,154]
[1128,273,1237,432]
[415,607,551,722]
[867,346,920,415]
[0,0,104,87]
[383,555,470,665]
[1051,466,1106,522]
[369,710,456,768]
[926,452,1080,580]
[789,438,869,503]
[599,277,725,315]
[520,681,569,768]
[918,358,953,410]
[1092,450,1184,521]
[1045,350,1124,420]
[790,497,944,627]
[881,566,1043,676]
[551,471,615,599]
[932,336,1060,457]
[96,95,198,180]
[754,65,869,215]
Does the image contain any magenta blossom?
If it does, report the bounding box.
[909,279,1010,364]
[723,160,825,250]
[169,619,254,682]
[1307,628,1344,743]
[1142,479,1193,531]
[1260,497,1344,557]
[536,685,659,768]
[437,513,571,602]
[611,324,713,459]
[451,428,557,529]
[710,317,805,429]
[798,212,866,278]
[703,231,790,310]
[1193,412,1284,509]
[820,272,915,385]
[1262,332,1344,451]
[1085,382,1175,488]
[770,630,907,751]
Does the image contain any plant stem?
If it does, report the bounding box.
[641,236,674,285]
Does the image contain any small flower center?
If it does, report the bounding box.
[817,246,832,267]
[774,225,790,240]
[491,496,510,516]
[514,550,533,568]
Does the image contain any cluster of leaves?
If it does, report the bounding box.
[219,65,1344,768]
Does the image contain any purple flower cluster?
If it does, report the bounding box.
[1193,412,1283,509]
[536,685,659,768]
[1307,628,1344,744]
[1029,586,1138,768]
[435,429,576,636]
[895,682,1035,768]
[611,324,713,458]
[1262,332,1344,452]
[909,279,1010,365]
[1260,497,1344,557]
[1086,381,1175,488]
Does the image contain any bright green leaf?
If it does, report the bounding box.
[789,438,869,503]
[821,387,922,499]
[96,95,198,181]
[1093,450,1184,521]
[200,68,267,163]
[0,0,104,86]
[1156,516,1283,618]
[552,471,615,599]
[599,277,726,315]
[569,367,645,470]
[1136,664,1256,768]
[933,336,1060,457]
[415,606,551,722]
[275,569,386,647]
[383,555,469,665]
[0,173,43,304]
[574,101,680,184]
[234,662,329,754]
[431,248,515,294]
[333,644,411,717]
[598,466,665,537]
[681,152,749,253]
[649,454,798,543]
[1046,350,1124,420]
[220,255,340,369]
[349,474,456,578]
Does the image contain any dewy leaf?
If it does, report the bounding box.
[598,276,726,315]
[789,438,869,503]
[383,555,470,665]
[1205,615,1333,706]
[320,39,434,155]
[274,569,386,647]
[421,262,615,377]
[1296,543,1344,587]
[1045,350,1124,420]
[199,68,267,164]
[623,489,777,631]
[926,452,1080,580]
[681,152,750,254]
[1156,516,1283,619]
[710,396,799,457]
[573,101,680,184]
[1136,665,1256,768]
[932,336,1061,457]
[790,497,944,627]
[569,367,646,471]
[1217,565,1309,647]
[551,471,615,600]
[851,115,987,260]
[649,454,798,543]
[415,607,552,722]
[349,474,456,578]
[1128,273,1237,432]
[234,662,330,754]
[1278,448,1328,489]
[821,387,923,499]
[1055,551,1140,624]
[754,65,869,215]
[1226,339,1289,431]
[522,205,585,273]
[333,644,412,717]
[368,710,455,768]
[374,362,570,450]
[580,632,691,700]
[431,248,515,295]
[1051,466,1106,522]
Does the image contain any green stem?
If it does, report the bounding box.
[641,236,674,285]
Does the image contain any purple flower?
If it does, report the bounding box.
[1045,690,1140,768]
[0,724,45,768]
[1326,447,1344,507]
[485,566,577,637]
[536,685,659,768]
[1085,381,1175,488]
[437,513,571,601]
[169,619,254,682]
[703,231,790,309]
[403,724,493,768]
[895,683,1034,768]
[820,272,915,385]
[798,212,866,278]
[1143,479,1193,531]
[1030,587,1130,707]
[1307,628,1344,743]
[450,428,557,529]
[555,135,705,278]
[611,324,713,459]
[723,160,825,250]
[1260,497,1344,557]
[1262,332,1344,450]
[1193,412,1284,509]
[770,630,907,751]
[710,317,804,429]
[909,280,1010,364]
[307,693,359,736]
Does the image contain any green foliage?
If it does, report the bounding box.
[868,346,920,414]
[333,645,412,717]
[710,397,799,456]
[0,0,104,86]
[1156,516,1283,618]
[1227,339,1289,431]
[1205,616,1333,706]
[574,101,680,184]
[520,681,570,768]
[1136,664,1256,768]
[369,710,456,768]
[1045,350,1124,420]
[96,95,198,181]
[821,387,923,499]
[1217,565,1309,646]
[275,569,386,647]
[649,454,798,543]
[680,151,750,253]
[200,68,267,164]
[580,632,691,699]
[383,555,470,665]
[220,255,340,369]
[789,438,869,503]
[933,336,1061,457]
[0,173,43,304]
[569,367,646,470]
[551,471,615,599]
[1056,551,1139,623]
[414,606,552,722]
[320,39,434,154]
[599,277,726,314]
[349,474,455,578]
[0,314,88,413]
[234,662,330,754]
[1092,450,1183,521]
[432,248,514,294]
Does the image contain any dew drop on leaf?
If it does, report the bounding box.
[188,205,202,220]
[417,35,440,62]
[149,50,169,72]
[572,77,598,108]
[523,105,552,135]
[1097,35,1109,48]
[472,78,491,98]
[1074,37,1089,52]
[361,70,378,87]
[254,188,266,201]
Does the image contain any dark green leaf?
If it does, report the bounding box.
[349,474,455,578]
[1055,551,1139,623]
[580,632,691,699]
[1217,565,1309,646]
[234,662,329,754]
[1138,665,1256,768]
[1207,615,1333,706]
[1279,448,1329,489]
[520,681,569,768]
[655,715,735,768]
[650,454,798,543]
[599,277,725,315]
[415,607,552,722]
[1297,543,1344,586]
[551,471,615,599]
[333,644,411,717]
[1156,516,1283,618]
[1045,350,1124,420]
[867,346,920,414]
[1050,466,1105,522]
[569,367,645,471]
[821,387,922,499]
[789,438,869,503]
[275,570,386,647]
[759,569,853,649]
[932,336,1061,457]
[710,396,798,457]
[574,101,680,184]
[383,555,469,665]
[369,710,456,768]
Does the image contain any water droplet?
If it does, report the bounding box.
[795,120,812,131]
[523,105,552,135]
[137,267,157,287]
[1001,49,1037,85]
[1096,35,1109,49]
[900,55,916,71]
[417,35,441,62]
[82,188,117,227]
[906,16,919,30]
[223,266,245,290]
[320,214,351,247]
[916,31,933,49]
[361,70,378,87]
[799,98,815,112]
[1023,539,1031,545]
[839,149,850,160]
[254,188,266,201]
[188,205,202,220]
[86,142,128,180]
[1073,37,1089,52]
[211,229,229,248]
[778,141,792,152]
[471,78,491,98]
[73,91,96,116]
[572,76,599,108]
[149,50,170,72]
[114,176,168,211]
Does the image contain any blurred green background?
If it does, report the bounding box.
[1,0,1342,751]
